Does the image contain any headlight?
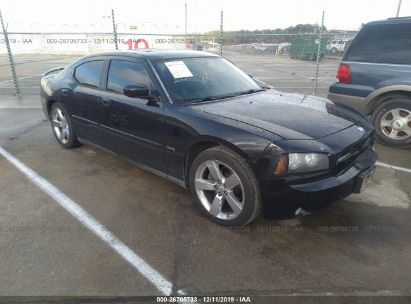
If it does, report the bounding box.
[287,153,329,174]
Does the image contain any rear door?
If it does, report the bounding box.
[97,57,166,172]
[61,59,106,141]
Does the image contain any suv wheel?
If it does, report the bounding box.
[50,102,81,149]
[372,99,411,148]
[189,146,261,226]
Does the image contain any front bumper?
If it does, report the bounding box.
[261,148,377,218]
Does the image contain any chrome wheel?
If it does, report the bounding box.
[194,160,245,220]
[380,108,411,140]
[51,107,70,144]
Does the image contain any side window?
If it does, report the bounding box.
[346,23,411,64]
[74,60,104,87]
[107,60,150,94]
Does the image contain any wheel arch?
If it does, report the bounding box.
[365,87,411,115]
[46,98,59,117]
[183,136,253,187]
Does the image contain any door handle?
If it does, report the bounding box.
[100,98,111,107]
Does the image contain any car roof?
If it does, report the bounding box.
[366,16,411,26]
[84,49,219,61]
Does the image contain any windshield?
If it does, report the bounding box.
[153,57,263,104]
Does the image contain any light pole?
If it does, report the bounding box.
[396,0,402,17]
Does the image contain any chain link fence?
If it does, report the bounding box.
[0,10,357,100]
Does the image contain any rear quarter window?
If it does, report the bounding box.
[74,60,104,87]
[345,23,411,65]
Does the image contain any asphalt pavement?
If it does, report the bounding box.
[0,52,410,299]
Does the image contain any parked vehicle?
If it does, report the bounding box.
[326,39,348,56]
[328,17,411,148]
[187,39,204,51]
[277,42,291,55]
[40,50,376,226]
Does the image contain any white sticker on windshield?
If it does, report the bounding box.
[164,61,193,78]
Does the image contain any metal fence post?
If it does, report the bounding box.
[219,11,223,56]
[185,3,188,49]
[313,10,325,96]
[0,10,20,97]
[111,9,118,50]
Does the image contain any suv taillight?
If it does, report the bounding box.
[336,63,351,84]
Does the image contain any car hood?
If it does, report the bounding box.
[189,90,360,140]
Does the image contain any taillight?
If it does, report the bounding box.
[336,63,351,84]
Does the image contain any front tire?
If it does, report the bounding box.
[372,99,411,148]
[50,102,81,149]
[189,146,261,226]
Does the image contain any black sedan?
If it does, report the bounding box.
[40,50,377,226]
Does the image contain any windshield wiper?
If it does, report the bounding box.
[235,88,266,96]
[190,89,266,103]
[191,94,237,103]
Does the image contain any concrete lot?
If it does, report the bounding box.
[0,51,334,97]
[0,54,80,97]
[224,51,337,97]
[0,52,411,297]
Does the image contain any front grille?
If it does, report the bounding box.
[335,136,373,174]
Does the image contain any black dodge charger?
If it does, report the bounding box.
[40,50,377,226]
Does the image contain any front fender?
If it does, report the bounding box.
[164,105,280,181]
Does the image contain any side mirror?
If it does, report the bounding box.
[123,84,150,99]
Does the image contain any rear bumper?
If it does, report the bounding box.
[327,92,367,113]
[261,148,377,218]
[328,82,375,114]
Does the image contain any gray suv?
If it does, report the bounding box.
[328,17,411,148]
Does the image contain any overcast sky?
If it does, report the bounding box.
[1,0,411,32]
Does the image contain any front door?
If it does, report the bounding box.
[97,58,166,172]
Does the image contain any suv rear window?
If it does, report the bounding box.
[345,23,411,65]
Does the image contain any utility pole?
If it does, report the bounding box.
[396,0,402,17]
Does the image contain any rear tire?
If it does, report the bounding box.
[50,102,81,149]
[189,146,261,226]
[372,99,411,148]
